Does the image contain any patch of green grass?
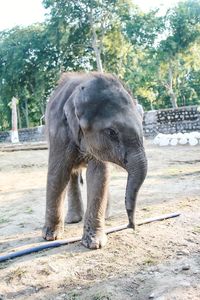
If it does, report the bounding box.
[65,292,81,300]
[142,257,157,266]
[6,267,26,283]
[141,207,152,218]
[0,217,10,224]
[25,207,33,214]
[142,207,151,212]
[193,226,200,233]
[0,261,10,269]
[92,293,112,300]
[162,167,184,178]
[38,267,51,276]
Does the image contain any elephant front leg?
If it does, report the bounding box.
[82,160,109,249]
[43,147,73,241]
[66,171,84,223]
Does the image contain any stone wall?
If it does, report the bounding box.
[0,105,200,143]
[143,105,200,137]
[0,126,46,143]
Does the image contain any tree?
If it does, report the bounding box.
[156,0,200,108]
[43,0,120,72]
[119,8,164,110]
[0,24,59,130]
[1,0,200,131]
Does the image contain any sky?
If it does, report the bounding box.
[134,0,178,13]
[0,0,179,31]
[0,0,46,30]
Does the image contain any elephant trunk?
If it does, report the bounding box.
[125,148,147,228]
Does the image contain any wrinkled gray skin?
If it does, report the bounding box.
[43,72,147,249]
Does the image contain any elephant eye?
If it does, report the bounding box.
[105,128,118,141]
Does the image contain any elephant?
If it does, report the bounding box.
[42,72,147,249]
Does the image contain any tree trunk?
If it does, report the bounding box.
[89,9,103,73]
[92,29,103,72]
[17,105,22,129]
[167,61,178,108]
[24,99,29,128]
[11,97,18,132]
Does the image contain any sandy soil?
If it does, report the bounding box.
[0,140,200,300]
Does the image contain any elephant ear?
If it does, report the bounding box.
[63,89,83,146]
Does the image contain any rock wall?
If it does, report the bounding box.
[0,126,46,143]
[143,105,200,137]
[0,106,200,143]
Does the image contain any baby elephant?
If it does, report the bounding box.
[42,72,147,249]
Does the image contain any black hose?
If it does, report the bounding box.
[0,236,81,263]
[0,212,180,263]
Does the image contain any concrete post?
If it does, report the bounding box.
[11,97,19,143]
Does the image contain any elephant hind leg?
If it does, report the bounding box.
[66,170,84,224]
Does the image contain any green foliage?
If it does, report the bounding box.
[0,24,60,130]
[0,0,200,130]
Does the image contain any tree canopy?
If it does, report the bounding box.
[0,0,200,130]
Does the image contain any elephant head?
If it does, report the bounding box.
[64,73,147,228]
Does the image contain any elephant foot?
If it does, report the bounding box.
[82,230,107,249]
[66,210,84,224]
[42,224,64,241]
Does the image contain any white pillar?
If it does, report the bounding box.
[11,97,19,143]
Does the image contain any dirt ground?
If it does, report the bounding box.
[0,140,200,300]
